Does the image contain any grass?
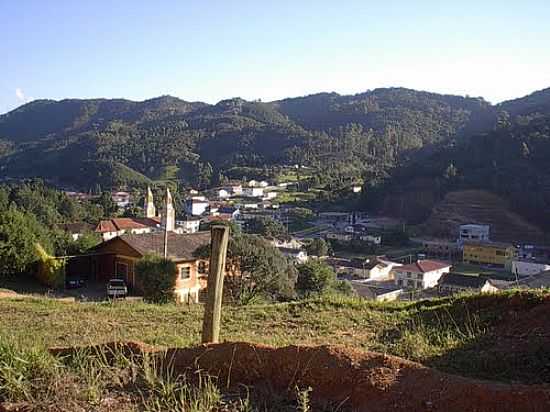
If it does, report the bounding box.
[1,290,550,409]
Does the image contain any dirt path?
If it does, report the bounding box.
[51,341,550,411]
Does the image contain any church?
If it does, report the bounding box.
[95,187,194,241]
[74,187,211,303]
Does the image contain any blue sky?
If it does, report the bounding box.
[1,0,550,114]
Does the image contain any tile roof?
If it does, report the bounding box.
[438,273,488,289]
[398,259,451,273]
[118,231,211,261]
[95,217,161,233]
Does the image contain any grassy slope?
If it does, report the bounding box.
[2,290,550,384]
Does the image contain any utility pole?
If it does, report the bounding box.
[202,225,230,344]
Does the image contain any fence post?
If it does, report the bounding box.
[201,225,230,344]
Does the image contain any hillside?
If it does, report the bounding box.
[2,291,550,410]
[418,190,545,243]
[0,88,496,190]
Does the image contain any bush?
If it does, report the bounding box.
[35,243,66,288]
[305,238,329,257]
[135,254,177,303]
[296,260,336,298]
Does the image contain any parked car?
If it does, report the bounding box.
[107,279,128,298]
[65,276,85,289]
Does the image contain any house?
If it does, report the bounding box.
[264,191,278,200]
[363,257,401,281]
[82,231,211,303]
[247,180,258,187]
[359,234,382,245]
[438,273,504,295]
[463,241,516,268]
[219,206,240,220]
[350,280,402,302]
[111,191,131,208]
[176,217,201,234]
[516,270,550,289]
[459,224,490,243]
[216,188,231,199]
[243,187,264,197]
[259,181,269,188]
[185,197,209,216]
[269,237,304,250]
[95,217,160,241]
[352,185,362,193]
[413,238,462,259]
[394,260,451,290]
[278,247,308,264]
[59,222,95,241]
[326,232,353,242]
[511,259,550,276]
[228,183,243,195]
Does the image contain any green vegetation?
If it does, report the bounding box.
[0,290,549,386]
[195,234,297,304]
[136,255,178,303]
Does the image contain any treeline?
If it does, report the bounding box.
[0,180,103,276]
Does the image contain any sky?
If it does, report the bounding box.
[1,0,550,114]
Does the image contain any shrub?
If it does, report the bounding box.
[296,260,336,297]
[135,254,177,303]
[35,243,66,288]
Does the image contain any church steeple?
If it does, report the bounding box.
[162,187,175,232]
[144,186,156,218]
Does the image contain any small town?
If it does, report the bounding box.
[49,181,550,305]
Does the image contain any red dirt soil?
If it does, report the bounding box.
[50,341,550,412]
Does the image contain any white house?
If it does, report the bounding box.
[111,191,131,208]
[264,191,278,200]
[185,197,209,216]
[364,258,402,281]
[248,180,258,187]
[326,232,353,242]
[459,224,490,243]
[216,189,231,199]
[394,260,451,290]
[259,181,269,187]
[176,217,201,234]
[269,237,304,250]
[278,247,308,264]
[511,260,550,276]
[243,187,264,197]
[352,185,362,193]
[359,234,382,245]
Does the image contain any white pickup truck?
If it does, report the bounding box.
[106,279,128,299]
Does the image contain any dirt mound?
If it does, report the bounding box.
[420,189,544,243]
[51,341,550,411]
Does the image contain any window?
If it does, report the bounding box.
[180,266,191,280]
[407,271,412,277]
[198,261,207,274]
[397,279,403,286]
[417,273,423,280]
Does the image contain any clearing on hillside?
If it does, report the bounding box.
[419,189,545,243]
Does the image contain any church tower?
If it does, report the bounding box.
[162,187,175,232]
[144,186,156,218]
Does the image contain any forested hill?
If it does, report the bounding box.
[0,87,497,190]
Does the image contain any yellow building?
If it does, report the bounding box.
[463,241,516,267]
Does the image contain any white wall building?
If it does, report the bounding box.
[243,187,264,197]
[185,197,209,216]
[459,224,490,243]
[512,260,550,276]
[394,260,451,290]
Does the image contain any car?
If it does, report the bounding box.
[65,276,85,289]
[107,279,128,298]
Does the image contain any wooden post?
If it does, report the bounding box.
[201,225,230,344]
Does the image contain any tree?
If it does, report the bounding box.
[246,216,287,238]
[305,238,329,257]
[195,234,297,304]
[296,260,336,297]
[135,254,177,303]
[0,208,52,276]
[96,191,118,217]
